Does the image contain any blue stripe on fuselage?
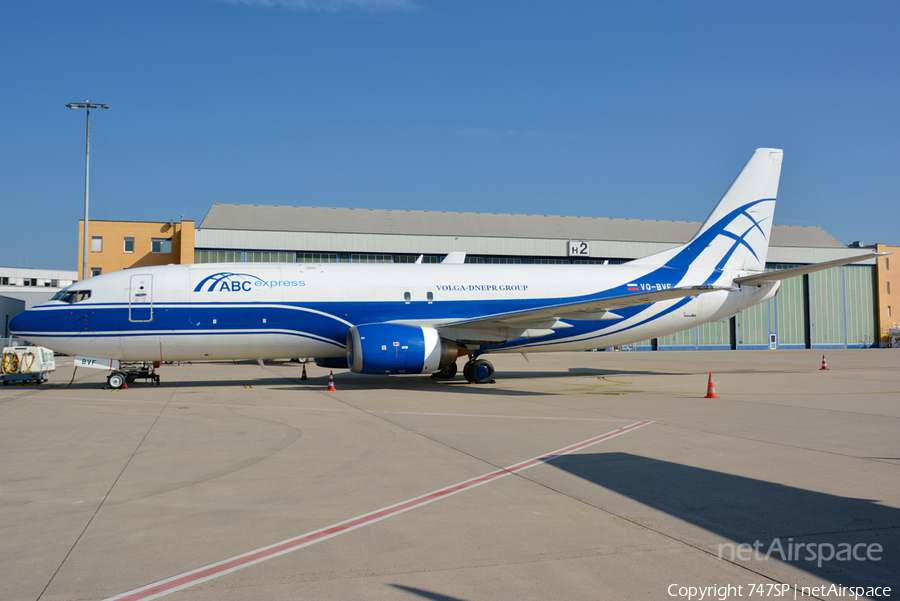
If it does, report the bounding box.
[12,288,667,347]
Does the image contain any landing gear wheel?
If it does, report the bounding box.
[463,361,475,382]
[108,372,126,390]
[433,362,458,380]
[464,359,494,384]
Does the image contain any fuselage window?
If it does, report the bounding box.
[403,291,411,301]
[427,292,434,301]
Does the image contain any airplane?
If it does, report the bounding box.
[9,148,884,388]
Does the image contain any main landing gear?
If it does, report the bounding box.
[432,362,458,380]
[106,362,161,389]
[463,358,495,384]
[433,358,495,384]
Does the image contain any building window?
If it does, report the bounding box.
[124,238,135,253]
[351,254,392,263]
[195,250,241,263]
[246,251,294,263]
[297,252,339,263]
[0,277,8,285]
[51,280,59,287]
[91,236,103,252]
[534,258,570,264]
[464,257,485,263]
[91,268,102,277]
[485,257,522,264]
[23,278,37,287]
[152,239,172,254]
[395,255,440,264]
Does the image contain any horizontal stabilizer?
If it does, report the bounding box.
[734,252,888,286]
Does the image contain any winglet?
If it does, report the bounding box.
[442,252,467,264]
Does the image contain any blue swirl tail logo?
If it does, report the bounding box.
[194,272,267,293]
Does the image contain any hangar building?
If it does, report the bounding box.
[80,204,898,349]
[1,266,78,343]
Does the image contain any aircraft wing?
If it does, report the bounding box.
[733,252,888,286]
[435,285,732,344]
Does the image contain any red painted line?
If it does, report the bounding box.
[104,420,652,601]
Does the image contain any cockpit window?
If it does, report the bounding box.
[55,290,91,304]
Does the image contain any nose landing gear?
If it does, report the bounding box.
[106,362,161,389]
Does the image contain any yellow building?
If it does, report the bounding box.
[77,220,195,280]
[876,244,900,346]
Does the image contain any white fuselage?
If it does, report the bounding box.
[10,262,778,362]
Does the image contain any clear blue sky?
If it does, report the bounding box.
[3,0,898,271]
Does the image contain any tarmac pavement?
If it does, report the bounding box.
[1,349,897,600]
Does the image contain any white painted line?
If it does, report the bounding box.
[104,420,652,601]
[33,395,635,422]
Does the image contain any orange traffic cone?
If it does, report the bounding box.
[326,371,337,391]
[301,364,308,380]
[705,372,719,398]
[820,355,829,370]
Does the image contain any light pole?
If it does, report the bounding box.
[66,100,109,280]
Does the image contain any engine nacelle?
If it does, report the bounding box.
[347,324,458,375]
[315,357,349,370]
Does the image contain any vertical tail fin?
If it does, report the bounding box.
[631,148,783,274]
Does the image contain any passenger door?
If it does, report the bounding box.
[129,274,153,322]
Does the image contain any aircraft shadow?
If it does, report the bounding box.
[43,360,690,392]
[549,453,899,592]
[44,364,701,392]
[388,584,470,601]
[48,374,552,396]
[497,367,684,378]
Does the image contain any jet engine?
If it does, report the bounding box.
[347,324,459,375]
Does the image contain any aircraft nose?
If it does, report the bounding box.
[8,309,32,336]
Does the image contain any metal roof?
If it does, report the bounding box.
[199,204,847,249]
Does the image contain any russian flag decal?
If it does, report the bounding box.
[627,283,639,291]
